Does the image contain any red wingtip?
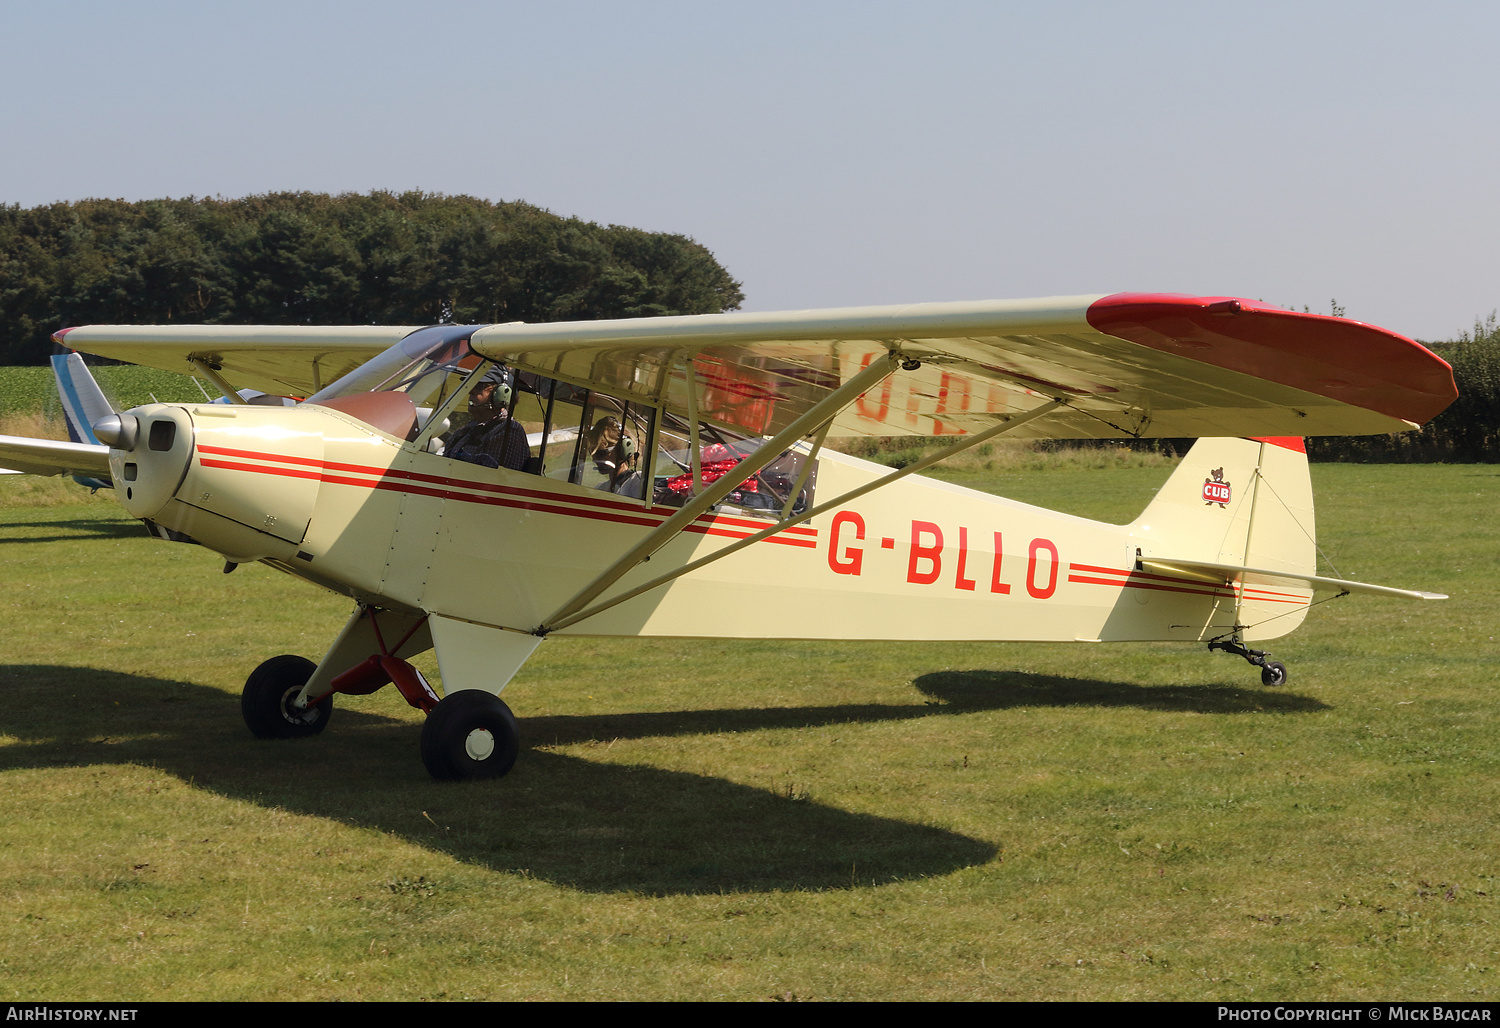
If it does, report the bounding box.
[1085,293,1457,426]
[51,327,74,344]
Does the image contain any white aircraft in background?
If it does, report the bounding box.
[0,292,1456,780]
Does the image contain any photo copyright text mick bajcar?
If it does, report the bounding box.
[1220,1008,1492,1022]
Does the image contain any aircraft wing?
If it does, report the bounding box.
[1142,558,1448,601]
[467,292,1458,439]
[53,325,422,398]
[50,293,1457,440]
[0,435,112,478]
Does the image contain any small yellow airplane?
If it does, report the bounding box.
[0,292,1457,780]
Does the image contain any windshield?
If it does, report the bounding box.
[305,325,483,408]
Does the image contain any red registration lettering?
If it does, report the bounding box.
[853,353,893,423]
[907,521,943,585]
[955,527,976,591]
[1026,538,1059,599]
[828,511,865,576]
[990,532,1011,594]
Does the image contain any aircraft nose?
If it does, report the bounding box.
[93,413,139,450]
[107,406,193,520]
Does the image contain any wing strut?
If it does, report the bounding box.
[542,395,1068,633]
[188,358,250,405]
[539,353,907,632]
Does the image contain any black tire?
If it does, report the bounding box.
[1260,660,1288,687]
[420,690,520,781]
[242,654,331,739]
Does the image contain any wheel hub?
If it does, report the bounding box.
[464,728,495,761]
[280,687,321,726]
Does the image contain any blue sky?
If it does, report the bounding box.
[3,0,1496,340]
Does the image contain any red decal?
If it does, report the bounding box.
[828,511,865,576]
[1202,481,1232,504]
[990,532,1011,594]
[1202,467,1231,506]
[955,527,976,591]
[907,521,943,585]
[1027,538,1059,599]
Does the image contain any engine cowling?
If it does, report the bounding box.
[102,403,327,563]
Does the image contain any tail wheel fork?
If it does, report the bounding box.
[1208,637,1289,687]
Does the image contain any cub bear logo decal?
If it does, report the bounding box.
[1202,467,1231,507]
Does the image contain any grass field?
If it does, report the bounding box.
[0,460,1495,1001]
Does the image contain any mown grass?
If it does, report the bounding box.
[0,458,1495,1000]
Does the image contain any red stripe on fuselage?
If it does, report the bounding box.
[1065,562,1310,606]
[193,447,818,547]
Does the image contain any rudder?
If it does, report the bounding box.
[1132,437,1316,640]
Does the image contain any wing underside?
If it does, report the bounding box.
[53,325,421,399]
[468,293,1456,440]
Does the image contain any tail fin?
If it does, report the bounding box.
[50,348,116,490]
[51,349,116,445]
[1132,437,1315,640]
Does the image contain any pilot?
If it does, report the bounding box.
[445,369,529,471]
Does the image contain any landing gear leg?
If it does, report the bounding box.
[242,654,334,737]
[1208,637,1288,687]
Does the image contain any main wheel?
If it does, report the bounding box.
[242,654,331,739]
[420,690,520,781]
[1260,660,1288,687]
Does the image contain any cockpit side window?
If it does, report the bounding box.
[651,411,817,517]
[530,380,592,483]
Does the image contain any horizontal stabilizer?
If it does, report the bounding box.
[0,435,112,478]
[1143,558,1447,601]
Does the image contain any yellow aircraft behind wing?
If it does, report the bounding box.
[0,292,1457,780]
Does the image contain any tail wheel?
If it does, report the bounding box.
[242,654,331,738]
[1260,661,1288,687]
[420,690,520,781]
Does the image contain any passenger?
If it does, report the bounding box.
[585,416,623,465]
[445,370,529,471]
[595,432,643,498]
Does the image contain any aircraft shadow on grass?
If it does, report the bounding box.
[0,663,1324,895]
[912,669,1331,715]
[0,516,146,544]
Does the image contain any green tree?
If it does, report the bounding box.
[0,191,743,364]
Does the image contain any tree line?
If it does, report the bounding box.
[0,191,744,365]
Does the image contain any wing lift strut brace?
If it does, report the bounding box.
[187,357,249,406]
[538,354,1067,634]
